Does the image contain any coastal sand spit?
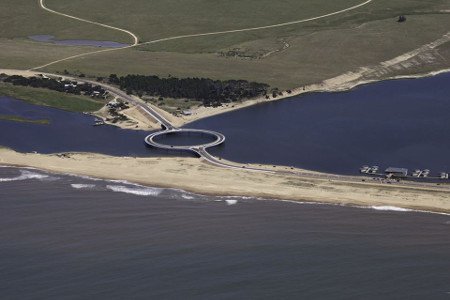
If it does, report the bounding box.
[1,149,449,213]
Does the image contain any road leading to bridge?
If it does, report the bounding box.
[45,72,173,130]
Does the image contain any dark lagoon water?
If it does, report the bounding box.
[189,72,450,175]
[0,167,449,299]
[29,35,129,48]
[154,131,217,146]
[0,96,158,156]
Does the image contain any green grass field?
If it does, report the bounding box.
[40,14,450,89]
[0,83,105,112]
[0,0,128,42]
[45,0,363,41]
[0,39,101,70]
[1,0,449,90]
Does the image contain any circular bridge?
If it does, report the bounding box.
[145,128,225,155]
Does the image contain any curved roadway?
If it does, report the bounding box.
[145,128,225,152]
[33,0,373,70]
[42,71,173,130]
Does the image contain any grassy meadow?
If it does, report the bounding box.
[0,0,449,90]
[0,83,105,112]
[45,0,362,41]
[42,14,450,89]
[0,0,128,42]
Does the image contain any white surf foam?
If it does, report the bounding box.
[225,199,238,206]
[106,185,162,196]
[370,206,414,212]
[0,170,49,182]
[71,184,96,189]
[219,195,252,200]
[181,194,195,200]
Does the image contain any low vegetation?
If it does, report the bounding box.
[144,96,201,115]
[0,114,50,125]
[2,0,450,91]
[109,74,270,106]
[0,83,104,112]
[2,75,107,98]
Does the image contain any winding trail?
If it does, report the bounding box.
[39,0,139,45]
[32,0,373,70]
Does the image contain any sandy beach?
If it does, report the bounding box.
[1,148,449,213]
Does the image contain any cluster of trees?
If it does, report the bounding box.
[108,74,270,106]
[2,75,106,97]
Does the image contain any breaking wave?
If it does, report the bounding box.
[181,194,195,200]
[71,184,96,189]
[370,206,414,212]
[225,199,238,205]
[106,185,163,196]
[0,170,49,182]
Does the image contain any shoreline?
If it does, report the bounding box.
[178,67,450,127]
[2,66,450,131]
[1,149,449,214]
[2,163,449,216]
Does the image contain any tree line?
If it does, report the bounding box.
[108,74,270,106]
[1,75,106,97]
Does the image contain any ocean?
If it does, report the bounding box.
[0,166,449,299]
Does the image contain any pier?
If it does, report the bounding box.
[360,165,449,181]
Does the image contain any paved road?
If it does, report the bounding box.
[195,147,450,191]
[55,73,173,130]
[0,68,173,129]
[85,79,174,130]
[33,0,373,70]
[145,128,225,151]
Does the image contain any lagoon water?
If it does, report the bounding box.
[189,72,450,175]
[0,167,449,299]
[0,96,157,156]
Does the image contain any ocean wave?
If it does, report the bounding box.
[71,184,96,189]
[181,194,195,200]
[219,195,253,200]
[370,206,414,212]
[106,185,162,196]
[213,199,237,205]
[225,199,238,205]
[0,170,50,182]
[265,199,450,216]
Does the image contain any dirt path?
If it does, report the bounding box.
[32,0,373,70]
[39,0,138,45]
